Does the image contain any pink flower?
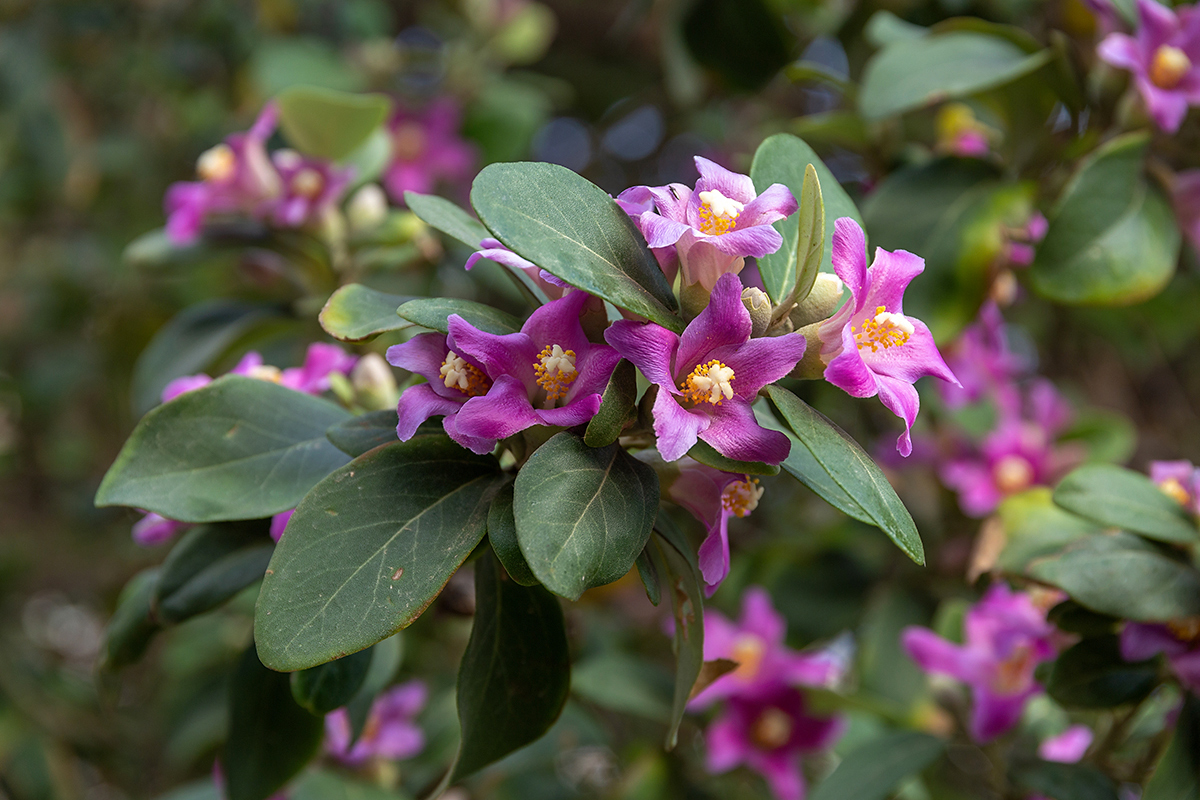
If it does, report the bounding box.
[1149,459,1200,514]
[132,512,190,546]
[162,345,356,403]
[1121,620,1200,693]
[937,301,1029,410]
[382,99,476,203]
[324,680,427,765]
[667,460,766,592]
[268,149,354,229]
[1039,725,1094,762]
[818,218,959,457]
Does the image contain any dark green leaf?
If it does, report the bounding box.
[1144,695,1200,800]
[513,432,659,600]
[154,521,274,624]
[1047,600,1121,637]
[1028,532,1200,622]
[1046,635,1158,709]
[997,488,1102,573]
[572,653,673,723]
[325,410,402,458]
[340,129,391,191]
[449,553,569,783]
[681,0,790,92]
[470,162,681,330]
[583,360,638,448]
[403,191,490,248]
[319,285,415,343]
[762,387,924,564]
[345,635,403,743]
[102,568,161,670]
[255,438,501,671]
[1053,464,1197,545]
[686,439,780,477]
[224,643,325,800]
[290,648,374,714]
[290,769,410,800]
[396,298,522,336]
[276,86,391,161]
[1011,761,1119,800]
[96,376,352,523]
[810,731,944,800]
[636,545,662,606]
[487,483,539,587]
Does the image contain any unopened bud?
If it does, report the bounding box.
[352,352,399,410]
[789,273,845,328]
[789,323,827,380]
[347,184,389,232]
[741,287,772,337]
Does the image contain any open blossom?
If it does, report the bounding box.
[466,237,573,301]
[1121,619,1200,693]
[605,273,806,464]
[618,157,797,291]
[1150,459,1200,514]
[161,345,356,403]
[383,99,476,203]
[819,218,959,457]
[325,680,427,765]
[1098,0,1200,132]
[903,583,1059,742]
[668,460,766,592]
[268,149,354,229]
[938,301,1029,410]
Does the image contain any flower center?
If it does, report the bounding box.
[533,344,577,401]
[1159,478,1192,508]
[440,351,490,397]
[196,144,236,183]
[750,707,793,750]
[291,168,324,199]
[853,306,913,352]
[1168,617,1200,642]
[992,644,1035,695]
[697,189,744,236]
[393,122,427,161]
[723,478,763,518]
[993,454,1035,494]
[246,365,282,384]
[680,360,735,406]
[1151,45,1192,89]
[730,633,767,681]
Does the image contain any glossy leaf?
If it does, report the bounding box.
[513,432,659,600]
[470,162,681,330]
[1143,695,1200,800]
[396,298,522,336]
[224,643,325,800]
[255,438,501,671]
[276,86,391,160]
[583,359,638,448]
[325,410,402,458]
[403,191,490,248]
[154,521,274,624]
[448,552,569,783]
[1053,464,1197,545]
[1045,635,1158,709]
[762,387,924,565]
[686,439,780,477]
[96,376,352,523]
[487,482,539,586]
[810,731,944,800]
[636,546,662,606]
[319,284,415,343]
[102,568,161,670]
[1011,761,1119,800]
[290,648,374,715]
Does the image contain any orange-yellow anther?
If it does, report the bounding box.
[393,122,427,161]
[197,144,236,183]
[993,455,1035,494]
[681,360,735,406]
[751,707,793,749]
[291,168,324,199]
[992,644,1035,695]
[1159,478,1192,508]
[1151,45,1192,89]
[697,189,744,236]
[853,306,914,352]
[1168,617,1200,642]
[440,351,490,397]
[246,365,283,384]
[731,633,767,681]
[723,478,764,518]
[533,344,577,401]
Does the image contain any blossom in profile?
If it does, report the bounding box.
[382,99,476,203]
[902,583,1059,742]
[466,237,572,301]
[160,344,356,403]
[1121,620,1200,693]
[1039,725,1093,763]
[618,157,797,291]
[325,680,427,765]
[1149,459,1200,514]
[1097,0,1200,132]
[818,218,959,457]
[605,273,806,464]
[668,460,766,592]
[268,149,354,229]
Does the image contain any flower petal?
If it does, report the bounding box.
[694,156,757,203]
[970,687,1033,742]
[831,217,868,301]
[698,400,792,464]
[875,373,921,457]
[396,384,464,440]
[604,321,680,389]
[677,273,753,374]
[737,183,799,228]
[653,390,710,461]
[453,375,543,441]
[713,334,807,400]
[448,317,537,388]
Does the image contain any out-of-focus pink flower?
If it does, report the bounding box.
[1039,724,1094,762]
[668,460,765,592]
[1122,620,1200,693]
[132,512,190,547]
[325,680,427,765]
[903,583,1059,743]
[383,99,476,203]
[269,510,294,543]
[269,149,354,229]
[1098,0,1200,132]
[938,302,1029,410]
[279,343,358,395]
[161,352,280,403]
[1150,459,1200,515]
[935,103,993,158]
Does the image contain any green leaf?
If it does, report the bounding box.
[750,134,862,302]
[154,521,274,624]
[513,432,659,600]
[291,770,410,800]
[997,488,1102,573]
[290,648,374,714]
[1047,600,1121,637]
[1010,761,1119,800]
[403,191,490,248]
[1053,464,1197,545]
[792,164,826,306]
[572,653,673,723]
[255,438,501,671]
[276,86,391,161]
[681,0,790,92]
[864,10,928,46]
[761,387,924,565]
[96,376,352,523]
[583,359,638,448]
[810,731,944,800]
[859,32,1050,120]
[224,643,325,800]
[1032,133,1179,305]
[319,285,415,343]
[325,410,403,458]
[448,552,569,783]
[1028,532,1200,622]
[345,635,403,743]
[1143,695,1200,800]
[686,439,780,477]
[487,482,539,587]
[339,128,392,190]
[636,545,662,606]
[470,162,681,330]
[102,568,161,670]
[396,297,523,336]
[1045,635,1158,709]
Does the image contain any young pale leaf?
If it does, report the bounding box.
[154,521,274,624]
[1045,635,1158,709]
[487,482,539,586]
[810,731,944,800]
[319,284,415,343]
[470,162,682,330]
[791,164,825,307]
[224,643,325,800]
[513,432,659,600]
[750,134,861,303]
[403,191,490,248]
[583,359,638,448]
[448,552,569,783]
[396,298,522,335]
[761,387,924,565]
[1028,532,1200,622]
[276,86,391,161]
[96,376,352,523]
[102,568,161,670]
[255,438,502,671]
[325,409,402,458]
[1143,695,1200,800]
[290,648,374,714]
[1052,464,1197,545]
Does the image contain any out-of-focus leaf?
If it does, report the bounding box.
[320,285,415,343]
[290,770,410,800]
[1053,464,1197,545]
[154,521,274,624]
[584,360,638,448]
[325,410,403,458]
[864,11,927,46]
[572,653,673,723]
[463,78,552,164]
[810,731,944,800]
[1060,409,1137,466]
[403,191,490,248]
[1047,600,1121,637]
[997,488,1101,573]
[396,298,522,335]
[1143,695,1200,800]
[681,0,790,91]
[487,482,539,587]
[490,2,557,65]
[103,568,161,670]
[290,648,374,715]
[1045,635,1158,709]
[277,86,391,161]
[339,128,392,190]
[1011,761,1119,800]
[251,38,365,95]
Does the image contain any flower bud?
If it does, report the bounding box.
[788,323,827,380]
[789,273,845,328]
[741,286,772,337]
[352,352,399,410]
[347,184,389,232]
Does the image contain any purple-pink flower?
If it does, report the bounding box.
[818,218,959,457]
[1121,620,1200,694]
[668,459,765,592]
[383,99,476,203]
[605,273,806,464]
[1098,0,1200,132]
[132,512,190,546]
[902,583,1059,743]
[938,301,1029,410]
[325,680,427,765]
[1150,459,1200,515]
[618,157,797,291]
[268,149,354,229]
[160,345,356,403]
[1039,724,1094,763]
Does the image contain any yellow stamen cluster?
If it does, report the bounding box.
[393,122,427,161]
[681,360,735,406]
[291,168,324,199]
[750,707,793,750]
[196,144,236,183]
[440,351,490,397]
[1168,617,1200,642]
[533,344,578,401]
[992,644,1034,695]
[697,189,743,236]
[723,478,764,518]
[1151,45,1192,90]
[246,365,283,384]
[730,633,767,681]
[993,455,1035,494]
[1159,478,1192,508]
[853,306,913,352]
